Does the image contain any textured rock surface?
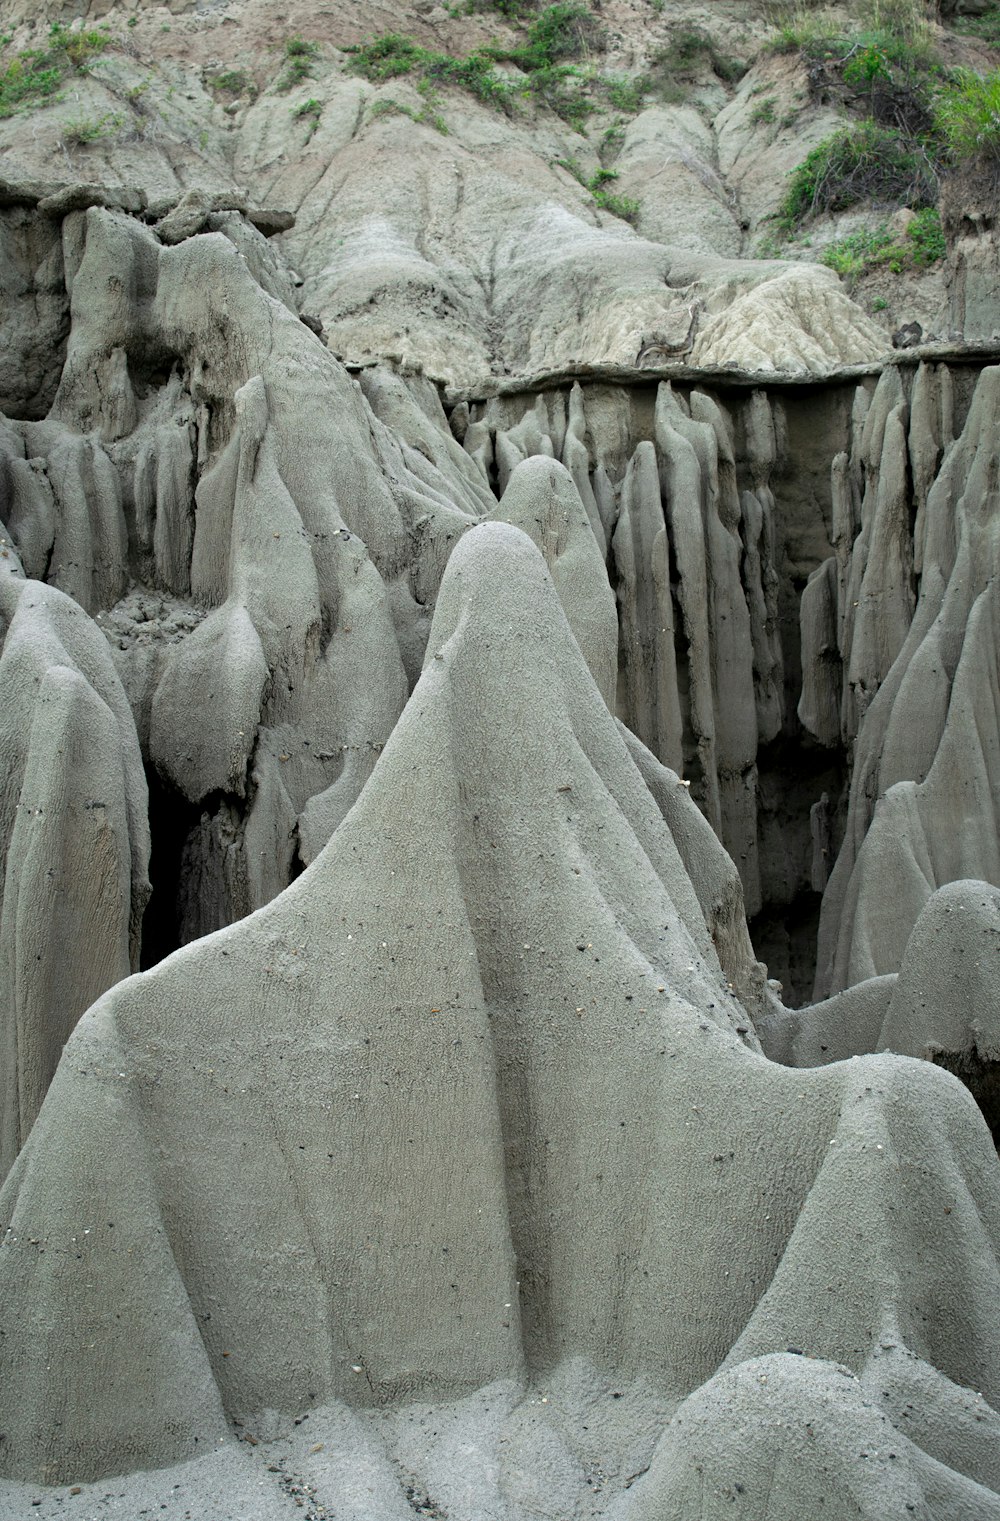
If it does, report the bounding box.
[0,1,897,393]
[0,549,149,1181]
[2,526,999,1521]
[804,363,1000,998]
[1,1,1000,1513]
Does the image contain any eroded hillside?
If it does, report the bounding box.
[4,2,1000,1519]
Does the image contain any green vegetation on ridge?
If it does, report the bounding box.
[0,21,108,119]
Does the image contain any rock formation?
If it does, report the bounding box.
[3,523,1000,1521]
[1,0,1000,1514]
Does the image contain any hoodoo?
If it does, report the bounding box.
[2,0,1000,1514]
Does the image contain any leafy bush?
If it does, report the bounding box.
[934,69,1000,163]
[779,120,937,226]
[506,1,598,67]
[50,22,108,72]
[768,6,939,136]
[278,35,319,92]
[350,33,515,108]
[211,69,256,98]
[820,225,899,279]
[907,204,946,263]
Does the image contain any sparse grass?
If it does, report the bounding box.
[555,159,640,222]
[767,12,842,56]
[211,68,257,98]
[948,3,1000,47]
[751,96,777,124]
[646,24,744,105]
[0,21,108,119]
[818,207,944,283]
[368,91,449,133]
[934,69,1000,164]
[349,5,603,127]
[61,109,124,147]
[291,95,322,138]
[592,184,640,222]
[277,35,319,92]
[555,153,587,183]
[604,73,645,112]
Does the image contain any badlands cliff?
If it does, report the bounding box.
[3,0,1000,1516]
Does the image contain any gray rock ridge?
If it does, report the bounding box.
[0,553,150,1183]
[440,343,1000,406]
[2,187,829,1027]
[1,525,999,1521]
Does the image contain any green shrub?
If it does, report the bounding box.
[553,161,640,220]
[780,120,937,226]
[934,69,1000,163]
[751,96,777,124]
[49,22,108,72]
[510,1,597,67]
[592,186,640,222]
[278,35,319,92]
[62,110,123,146]
[350,6,600,126]
[604,73,645,112]
[586,167,639,222]
[906,204,946,263]
[351,34,425,81]
[767,8,939,137]
[492,1,599,124]
[820,224,899,279]
[350,34,515,108]
[211,68,256,97]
